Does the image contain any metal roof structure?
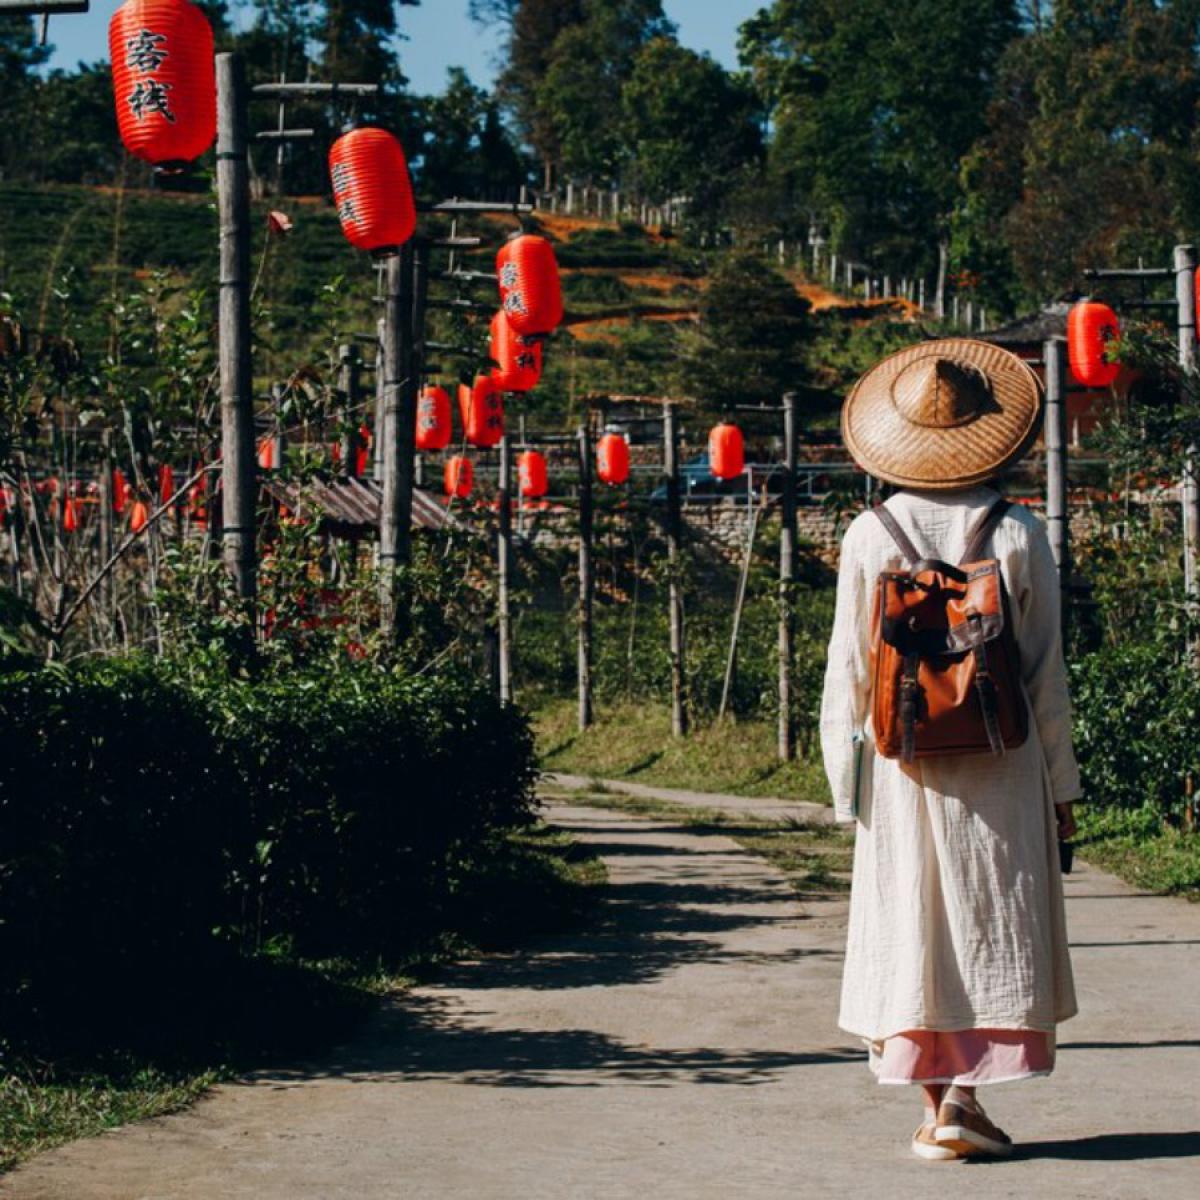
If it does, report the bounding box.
[978,302,1071,348]
[260,477,465,536]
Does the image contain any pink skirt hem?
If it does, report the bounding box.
[866,1027,1055,1086]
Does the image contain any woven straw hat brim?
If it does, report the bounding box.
[842,338,1043,490]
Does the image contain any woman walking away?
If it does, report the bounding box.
[820,338,1080,1161]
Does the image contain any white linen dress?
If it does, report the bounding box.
[819,484,1080,1068]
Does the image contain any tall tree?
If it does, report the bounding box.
[620,38,762,214]
[739,0,1019,289]
[0,15,50,182]
[958,0,1200,303]
[317,0,420,83]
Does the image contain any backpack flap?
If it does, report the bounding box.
[878,562,1005,658]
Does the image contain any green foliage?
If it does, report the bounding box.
[0,655,539,1024]
[679,251,811,407]
[620,38,763,213]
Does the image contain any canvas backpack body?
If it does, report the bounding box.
[868,496,1029,762]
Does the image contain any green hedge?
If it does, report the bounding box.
[0,660,538,1014]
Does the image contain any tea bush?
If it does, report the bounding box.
[0,657,538,1016]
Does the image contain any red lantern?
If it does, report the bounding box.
[416,386,452,452]
[130,500,149,532]
[597,432,630,486]
[444,455,474,499]
[490,310,543,392]
[109,0,216,168]
[459,376,504,448]
[258,437,276,470]
[1067,300,1121,388]
[158,463,175,504]
[518,450,548,499]
[328,127,416,253]
[62,497,79,532]
[708,422,745,480]
[496,234,564,336]
[112,468,129,514]
[354,424,371,479]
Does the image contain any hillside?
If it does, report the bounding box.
[0,182,924,437]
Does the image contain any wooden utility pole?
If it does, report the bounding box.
[337,342,359,474]
[577,422,594,731]
[216,52,256,603]
[664,402,688,737]
[1174,244,1200,602]
[1044,336,1069,626]
[379,246,415,633]
[497,433,513,703]
[779,391,798,761]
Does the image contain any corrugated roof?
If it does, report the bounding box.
[979,302,1070,347]
[261,476,465,534]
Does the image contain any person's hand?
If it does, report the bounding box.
[1055,802,1077,841]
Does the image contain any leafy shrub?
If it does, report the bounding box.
[0,658,538,1017]
[1070,634,1200,819]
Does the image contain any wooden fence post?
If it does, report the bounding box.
[577,422,594,731]
[373,316,385,480]
[337,341,359,474]
[1044,336,1069,629]
[664,402,688,738]
[216,52,256,603]
[779,391,797,761]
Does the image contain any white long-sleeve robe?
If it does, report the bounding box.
[819,485,1080,1044]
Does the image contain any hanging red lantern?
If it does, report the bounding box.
[158,463,175,504]
[328,127,416,253]
[416,386,452,451]
[597,432,630,486]
[1067,300,1121,387]
[518,450,548,499]
[109,0,217,168]
[490,310,543,392]
[708,422,745,480]
[355,423,371,478]
[444,455,474,499]
[130,500,149,532]
[258,437,275,470]
[62,497,79,533]
[112,469,129,514]
[496,233,564,336]
[459,376,504,448]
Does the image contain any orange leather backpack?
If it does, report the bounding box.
[869,497,1028,762]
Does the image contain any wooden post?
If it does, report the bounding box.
[497,432,513,703]
[337,342,359,475]
[779,391,797,761]
[1174,244,1200,605]
[216,52,256,602]
[919,278,926,310]
[664,402,688,737]
[379,245,415,633]
[1044,336,1069,628]
[577,422,594,731]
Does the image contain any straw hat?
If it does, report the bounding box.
[841,338,1043,490]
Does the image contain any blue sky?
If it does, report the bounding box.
[44,1,765,93]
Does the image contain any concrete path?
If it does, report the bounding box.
[543,770,836,823]
[4,802,1199,1199]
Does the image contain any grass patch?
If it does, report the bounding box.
[0,822,605,1174]
[1073,804,1200,901]
[536,699,832,804]
[553,789,853,897]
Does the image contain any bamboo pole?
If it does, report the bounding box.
[1044,336,1069,629]
[577,422,594,731]
[664,402,688,737]
[779,391,798,761]
[497,432,513,704]
[216,53,256,603]
[1174,244,1200,606]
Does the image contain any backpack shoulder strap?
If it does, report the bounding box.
[871,501,922,566]
[960,497,1012,565]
